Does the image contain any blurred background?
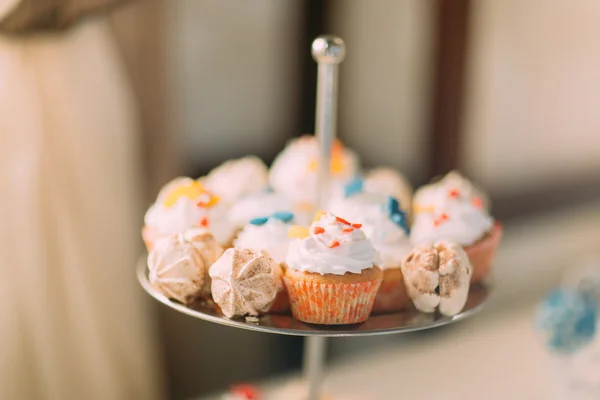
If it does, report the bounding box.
[2,0,600,399]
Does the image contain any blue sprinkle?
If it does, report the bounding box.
[535,289,597,354]
[344,178,364,198]
[272,211,294,223]
[249,216,269,226]
[387,196,410,235]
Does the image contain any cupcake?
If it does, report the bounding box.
[143,178,237,250]
[363,167,413,217]
[410,171,502,283]
[148,230,223,304]
[233,212,295,312]
[228,190,295,229]
[329,187,412,313]
[401,240,472,317]
[269,135,360,216]
[284,212,382,325]
[210,248,280,319]
[202,156,269,205]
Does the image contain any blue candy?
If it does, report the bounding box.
[344,178,364,198]
[272,211,294,223]
[535,289,597,354]
[249,216,269,226]
[387,196,410,235]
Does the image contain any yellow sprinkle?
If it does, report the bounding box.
[313,210,326,222]
[163,181,204,208]
[413,204,435,214]
[308,159,318,171]
[288,225,310,239]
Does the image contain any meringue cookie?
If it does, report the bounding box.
[402,240,472,316]
[209,248,279,318]
[148,233,208,304]
[203,156,269,204]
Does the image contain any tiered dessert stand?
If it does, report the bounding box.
[138,36,490,400]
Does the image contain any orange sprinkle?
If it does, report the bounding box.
[351,223,362,229]
[199,217,209,227]
[448,189,460,198]
[342,227,354,233]
[329,241,340,248]
[434,213,449,227]
[313,227,325,235]
[335,216,351,225]
[472,197,483,209]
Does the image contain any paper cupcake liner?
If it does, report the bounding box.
[283,275,381,325]
[465,222,503,283]
[372,268,409,313]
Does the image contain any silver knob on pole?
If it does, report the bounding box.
[305,35,346,400]
[311,35,346,209]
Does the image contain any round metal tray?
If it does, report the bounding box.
[137,257,489,337]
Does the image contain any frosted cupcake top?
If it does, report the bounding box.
[203,156,269,204]
[286,212,380,276]
[363,167,413,213]
[269,135,360,205]
[228,190,294,228]
[144,179,236,246]
[410,171,494,246]
[233,212,295,264]
[329,184,411,270]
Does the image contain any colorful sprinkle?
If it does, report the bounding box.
[249,216,269,226]
[342,227,354,233]
[163,181,205,208]
[472,197,483,209]
[448,189,460,198]
[387,196,410,235]
[272,211,294,223]
[329,241,340,248]
[313,227,325,235]
[434,213,449,227]
[344,178,364,198]
[313,210,326,222]
[288,225,310,239]
[230,384,260,400]
[199,217,209,228]
[335,216,351,226]
[351,223,362,229]
[413,204,435,214]
[196,194,220,208]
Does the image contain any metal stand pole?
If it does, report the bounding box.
[304,35,346,400]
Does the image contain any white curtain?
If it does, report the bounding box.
[0,6,164,400]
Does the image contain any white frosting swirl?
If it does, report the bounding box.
[233,219,293,264]
[144,178,236,246]
[203,156,269,204]
[364,167,413,212]
[329,192,411,269]
[269,135,360,204]
[286,213,380,275]
[411,172,494,246]
[228,191,293,228]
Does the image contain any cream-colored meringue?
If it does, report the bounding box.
[269,135,360,205]
[209,248,279,318]
[401,240,472,316]
[364,167,413,213]
[203,156,269,204]
[148,233,207,304]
